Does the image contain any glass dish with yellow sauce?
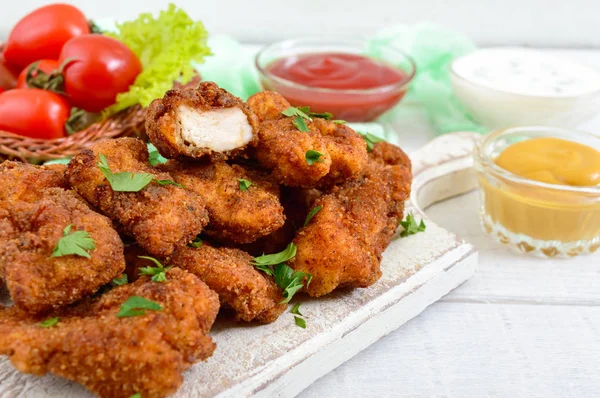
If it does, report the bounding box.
[475,126,600,257]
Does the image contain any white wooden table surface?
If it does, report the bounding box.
[300,49,600,398]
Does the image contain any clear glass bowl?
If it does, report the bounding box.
[474,126,600,257]
[255,38,415,122]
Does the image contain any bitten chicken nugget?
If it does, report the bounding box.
[0,268,219,398]
[161,159,285,244]
[165,243,286,323]
[290,146,412,297]
[146,81,260,160]
[66,137,208,257]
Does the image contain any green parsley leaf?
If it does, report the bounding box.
[305,150,325,165]
[137,256,171,283]
[111,274,128,286]
[51,224,95,259]
[293,116,310,132]
[357,132,386,152]
[129,394,142,398]
[282,106,311,120]
[290,302,303,316]
[117,296,163,318]
[399,212,426,237]
[239,178,253,192]
[40,317,59,328]
[274,263,307,304]
[332,120,346,124]
[304,205,323,227]
[252,243,297,266]
[153,179,184,188]
[97,154,154,192]
[296,106,333,120]
[306,273,313,288]
[255,263,276,276]
[294,316,306,329]
[189,236,203,248]
[147,143,167,166]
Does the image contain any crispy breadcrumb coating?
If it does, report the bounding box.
[146,81,260,160]
[0,268,219,398]
[290,145,412,297]
[161,159,285,244]
[0,161,69,203]
[66,138,208,257]
[246,91,290,123]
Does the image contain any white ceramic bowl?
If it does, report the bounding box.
[450,48,600,129]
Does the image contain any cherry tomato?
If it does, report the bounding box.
[17,59,59,89]
[0,89,69,139]
[0,53,19,91]
[59,35,141,112]
[4,4,89,69]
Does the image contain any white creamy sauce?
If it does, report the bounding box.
[452,48,600,97]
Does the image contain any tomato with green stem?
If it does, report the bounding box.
[17,59,60,89]
[59,35,142,112]
[0,89,69,139]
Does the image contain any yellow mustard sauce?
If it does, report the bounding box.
[481,137,600,243]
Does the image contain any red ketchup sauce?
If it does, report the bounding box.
[264,53,410,122]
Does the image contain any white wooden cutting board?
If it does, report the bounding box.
[0,132,481,398]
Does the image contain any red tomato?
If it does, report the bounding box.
[0,53,19,91]
[4,4,89,69]
[59,35,141,112]
[0,89,69,139]
[17,59,60,89]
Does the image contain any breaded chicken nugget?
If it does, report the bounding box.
[370,141,412,169]
[0,268,219,398]
[0,188,125,314]
[290,149,412,297]
[66,138,208,257]
[246,90,291,123]
[0,161,69,203]
[161,159,285,244]
[254,118,332,187]
[165,244,286,323]
[146,81,260,160]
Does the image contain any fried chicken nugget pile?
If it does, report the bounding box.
[0,162,125,314]
[290,142,412,297]
[160,159,285,244]
[0,268,219,398]
[66,137,209,257]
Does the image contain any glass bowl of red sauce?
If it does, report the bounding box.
[255,38,416,122]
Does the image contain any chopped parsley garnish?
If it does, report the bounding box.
[292,116,310,132]
[290,302,303,316]
[305,150,325,165]
[189,236,203,248]
[275,264,310,304]
[252,243,297,270]
[153,179,185,188]
[332,120,346,124]
[357,131,385,152]
[252,243,310,303]
[117,296,163,317]
[40,317,59,328]
[129,394,142,398]
[294,316,306,329]
[138,256,171,282]
[147,143,167,166]
[238,178,253,192]
[282,106,311,120]
[98,154,154,192]
[51,224,95,259]
[111,274,129,286]
[304,205,323,226]
[399,212,426,237]
[297,106,333,120]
